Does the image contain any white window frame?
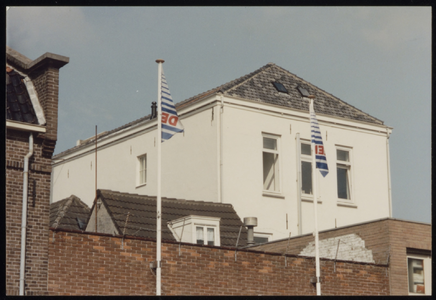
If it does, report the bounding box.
[167,215,221,247]
[136,154,147,187]
[407,253,432,295]
[262,133,282,197]
[336,146,355,206]
[253,232,272,244]
[300,140,314,200]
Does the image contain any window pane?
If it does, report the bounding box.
[337,150,349,162]
[337,166,349,199]
[139,155,147,184]
[408,258,425,293]
[301,161,312,194]
[263,137,277,150]
[301,143,311,155]
[207,228,214,246]
[263,152,278,191]
[254,236,269,244]
[196,227,204,245]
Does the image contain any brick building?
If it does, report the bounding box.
[251,218,432,295]
[6,47,68,295]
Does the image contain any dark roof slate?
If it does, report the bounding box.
[6,67,38,124]
[53,62,383,158]
[177,63,383,125]
[50,195,91,230]
[95,189,248,247]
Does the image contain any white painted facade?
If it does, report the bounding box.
[52,93,393,241]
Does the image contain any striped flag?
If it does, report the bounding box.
[160,69,184,142]
[310,101,328,177]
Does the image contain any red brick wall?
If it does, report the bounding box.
[30,67,61,157]
[6,131,52,295]
[48,230,389,296]
[6,52,64,295]
[387,219,432,295]
[251,218,431,295]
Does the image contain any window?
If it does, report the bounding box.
[407,250,432,295]
[253,232,272,244]
[300,142,312,195]
[263,134,280,193]
[138,154,147,186]
[336,148,351,200]
[196,227,215,246]
[167,215,221,247]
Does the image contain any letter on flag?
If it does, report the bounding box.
[160,69,184,142]
[310,101,328,177]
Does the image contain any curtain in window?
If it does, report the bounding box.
[207,228,214,246]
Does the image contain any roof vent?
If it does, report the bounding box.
[272,82,288,94]
[244,217,258,245]
[151,102,157,119]
[297,86,311,97]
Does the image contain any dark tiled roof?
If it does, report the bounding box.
[95,189,248,247]
[6,67,38,124]
[50,195,91,230]
[177,63,383,125]
[54,62,383,159]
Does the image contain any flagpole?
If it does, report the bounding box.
[309,96,321,296]
[155,58,164,296]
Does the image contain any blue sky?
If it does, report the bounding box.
[6,7,431,223]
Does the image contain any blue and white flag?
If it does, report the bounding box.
[160,69,184,142]
[310,101,329,177]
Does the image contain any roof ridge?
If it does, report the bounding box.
[99,189,234,208]
[51,195,75,229]
[176,63,274,110]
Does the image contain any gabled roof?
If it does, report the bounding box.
[54,62,384,158]
[92,189,248,247]
[177,63,383,125]
[50,195,90,230]
[6,67,38,124]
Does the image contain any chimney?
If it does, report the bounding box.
[151,102,157,119]
[244,217,258,245]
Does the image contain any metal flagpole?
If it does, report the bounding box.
[309,96,321,295]
[155,58,164,296]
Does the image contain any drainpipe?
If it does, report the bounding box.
[386,127,393,217]
[219,93,224,203]
[20,133,33,295]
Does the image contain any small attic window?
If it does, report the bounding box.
[272,82,288,94]
[297,86,311,97]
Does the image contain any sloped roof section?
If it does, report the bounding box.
[6,67,38,124]
[177,63,383,125]
[96,189,248,247]
[50,195,90,230]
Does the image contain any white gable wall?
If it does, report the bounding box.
[219,96,391,240]
[51,105,219,207]
[52,94,391,241]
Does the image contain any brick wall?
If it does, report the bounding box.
[251,218,431,295]
[6,49,68,295]
[387,219,431,295]
[6,131,52,295]
[48,230,389,296]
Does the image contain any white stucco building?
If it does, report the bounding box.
[51,63,393,241]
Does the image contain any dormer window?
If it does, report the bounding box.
[272,82,288,93]
[167,215,221,247]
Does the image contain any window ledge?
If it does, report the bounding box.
[136,183,147,189]
[337,201,357,208]
[262,192,285,199]
[301,198,322,204]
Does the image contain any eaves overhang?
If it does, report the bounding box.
[6,120,46,133]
